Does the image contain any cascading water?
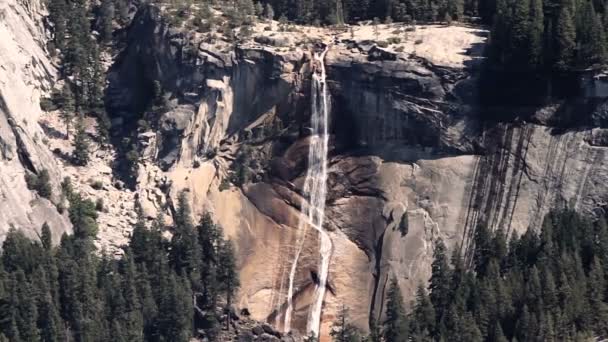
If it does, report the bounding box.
[283,47,333,338]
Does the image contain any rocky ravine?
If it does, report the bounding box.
[5,1,608,341]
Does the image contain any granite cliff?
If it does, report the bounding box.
[0,0,71,243]
[4,1,608,340]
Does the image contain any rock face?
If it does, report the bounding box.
[0,0,71,243]
[6,2,608,341]
[103,5,608,340]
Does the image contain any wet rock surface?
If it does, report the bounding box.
[7,2,608,341]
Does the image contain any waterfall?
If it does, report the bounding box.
[283,47,333,338]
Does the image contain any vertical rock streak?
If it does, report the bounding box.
[284,48,333,338]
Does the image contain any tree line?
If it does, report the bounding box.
[489,0,608,72]
[44,0,125,166]
[256,0,477,25]
[0,187,239,342]
[330,207,608,341]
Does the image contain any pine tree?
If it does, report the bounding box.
[411,284,435,339]
[59,84,75,139]
[529,0,545,68]
[170,191,202,288]
[554,0,576,70]
[577,2,606,66]
[587,257,608,335]
[48,0,68,51]
[40,223,53,251]
[157,264,192,342]
[429,237,451,321]
[508,0,531,67]
[473,225,492,276]
[383,278,408,342]
[330,305,362,342]
[255,2,264,17]
[99,0,114,44]
[447,0,464,20]
[265,3,275,21]
[120,253,144,341]
[68,193,98,240]
[116,0,130,26]
[72,114,89,166]
[34,169,53,200]
[217,239,239,330]
[35,268,64,342]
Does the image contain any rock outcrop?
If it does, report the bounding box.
[0,0,71,243]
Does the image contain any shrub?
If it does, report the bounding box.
[206,148,217,159]
[56,201,65,214]
[40,97,58,112]
[415,39,423,45]
[95,198,104,212]
[395,46,405,52]
[196,21,213,33]
[377,41,389,48]
[61,177,74,199]
[90,180,104,190]
[399,213,409,236]
[219,178,231,191]
[387,37,401,44]
[264,26,272,31]
[25,169,52,199]
[36,170,52,199]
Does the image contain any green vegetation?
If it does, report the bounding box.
[331,207,608,341]
[46,0,115,141]
[72,115,90,166]
[25,169,53,199]
[257,0,468,25]
[330,305,363,341]
[0,192,239,342]
[489,0,608,72]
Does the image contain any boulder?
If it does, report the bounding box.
[251,325,264,336]
[254,35,293,47]
[367,46,397,61]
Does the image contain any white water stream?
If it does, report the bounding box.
[283,47,332,338]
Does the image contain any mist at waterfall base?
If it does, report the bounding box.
[281,48,333,339]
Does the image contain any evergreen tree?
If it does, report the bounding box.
[40,223,53,251]
[529,0,545,68]
[265,3,275,21]
[100,0,114,44]
[217,239,239,330]
[587,257,608,335]
[48,0,68,51]
[577,1,606,66]
[554,0,577,70]
[429,237,451,321]
[170,191,202,288]
[68,193,98,240]
[411,284,435,339]
[72,114,90,166]
[383,278,408,342]
[32,169,53,199]
[59,84,75,138]
[330,305,362,342]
